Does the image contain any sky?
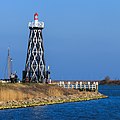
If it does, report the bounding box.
[0,0,120,80]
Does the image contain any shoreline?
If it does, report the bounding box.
[0,93,108,110]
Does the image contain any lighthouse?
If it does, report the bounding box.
[23,13,46,83]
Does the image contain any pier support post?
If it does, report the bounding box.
[68,82,70,88]
[75,82,78,89]
[80,82,82,90]
[96,82,98,91]
[88,82,90,91]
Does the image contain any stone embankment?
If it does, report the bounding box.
[0,83,107,109]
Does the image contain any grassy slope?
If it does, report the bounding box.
[0,83,83,101]
[0,83,107,109]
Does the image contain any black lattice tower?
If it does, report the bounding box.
[24,13,45,82]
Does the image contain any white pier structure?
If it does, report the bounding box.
[58,81,99,91]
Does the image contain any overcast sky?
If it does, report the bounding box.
[0,0,120,80]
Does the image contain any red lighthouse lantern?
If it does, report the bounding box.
[34,13,38,21]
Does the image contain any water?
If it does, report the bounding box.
[0,85,120,120]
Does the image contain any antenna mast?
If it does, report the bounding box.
[7,48,12,79]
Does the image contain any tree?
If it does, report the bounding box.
[104,76,110,81]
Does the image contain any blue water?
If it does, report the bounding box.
[0,85,120,120]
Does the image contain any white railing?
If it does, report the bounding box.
[58,81,98,91]
[28,22,44,28]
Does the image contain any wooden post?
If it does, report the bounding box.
[62,81,64,87]
[91,84,93,91]
[75,82,78,89]
[93,82,96,91]
[96,82,98,91]
[84,84,86,91]
[88,82,90,91]
[63,84,66,88]
[59,81,62,87]
[68,81,70,88]
[80,82,82,90]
